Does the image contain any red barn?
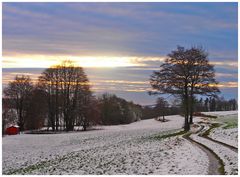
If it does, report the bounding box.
[5,125,19,135]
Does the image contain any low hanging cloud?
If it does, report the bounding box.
[215,72,238,78]
[217,82,238,88]
[210,61,238,69]
[2,54,166,68]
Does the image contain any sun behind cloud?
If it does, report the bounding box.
[2,54,166,68]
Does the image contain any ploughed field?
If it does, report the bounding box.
[2,111,238,175]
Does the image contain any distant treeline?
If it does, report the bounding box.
[142,96,237,120]
[142,98,181,120]
[194,97,238,112]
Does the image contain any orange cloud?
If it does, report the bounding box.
[217,82,238,88]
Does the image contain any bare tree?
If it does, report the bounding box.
[150,46,192,130]
[38,68,59,131]
[155,97,169,122]
[79,95,101,131]
[187,47,219,123]
[3,75,33,131]
[38,60,92,131]
[150,46,219,131]
[25,87,48,130]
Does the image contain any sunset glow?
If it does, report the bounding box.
[2,55,166,68]
[2,2,238,104]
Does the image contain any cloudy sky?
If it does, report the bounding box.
[2,2,238,105]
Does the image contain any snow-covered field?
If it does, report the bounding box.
[202,111,238,148]
[2,111,238,175]
[201,111,238,116]
[195,111,238,175]
[209,127,238,148]
[3,115,208,175]
[191,133,238,175]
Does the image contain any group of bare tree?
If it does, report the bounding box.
[150,46,220,131]
[38,61,100,131]
[3,61,144,132]
[3,61,100,132]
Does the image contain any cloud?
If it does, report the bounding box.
[210,61,238,69]
[2,3,238,103]
[217,82,238,88]
[215,73,238,78]
[95,80,147,85]
[2,67,238,106]
[3,3,238,58]
[2,53,167,68]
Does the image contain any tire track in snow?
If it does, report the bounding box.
[188,122,238,175]
[183,132,222,175]
[204,124,238,152]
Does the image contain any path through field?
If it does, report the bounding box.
[189,111,238,175]
[2,111,238,175]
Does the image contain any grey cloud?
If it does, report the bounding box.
[3,3,237,57]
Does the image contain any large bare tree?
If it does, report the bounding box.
[187,47,220,123]
[150,46,219,131]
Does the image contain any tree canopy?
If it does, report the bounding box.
[150,46,220,130]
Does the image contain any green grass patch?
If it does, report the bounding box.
[5,161,48,175]
[201,123,221,137]
[152,130,187,140]
[222,121,238,129]
[218,163,225,175]
[5,153,72,175]
[217,115,238,129]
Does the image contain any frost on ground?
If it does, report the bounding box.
[201,111,238,117]
[3,115,208,175]
[209,127,238,148]
[190,133,238,175]
[201,111,238,148]
[6,137,209,175]
[194,111,238,175]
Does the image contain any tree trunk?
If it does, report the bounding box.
[50,108,55,131]
[189,95,194,124]
[189,85,194,124]
[19,106,24,131]
[55,89,59,131]
[83,117,88,131]
[184,85,190,131]
[184,115,190,131]
[19,99,24,131]
[83,123,87,131]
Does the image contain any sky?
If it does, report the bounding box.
[2,2,238,105]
